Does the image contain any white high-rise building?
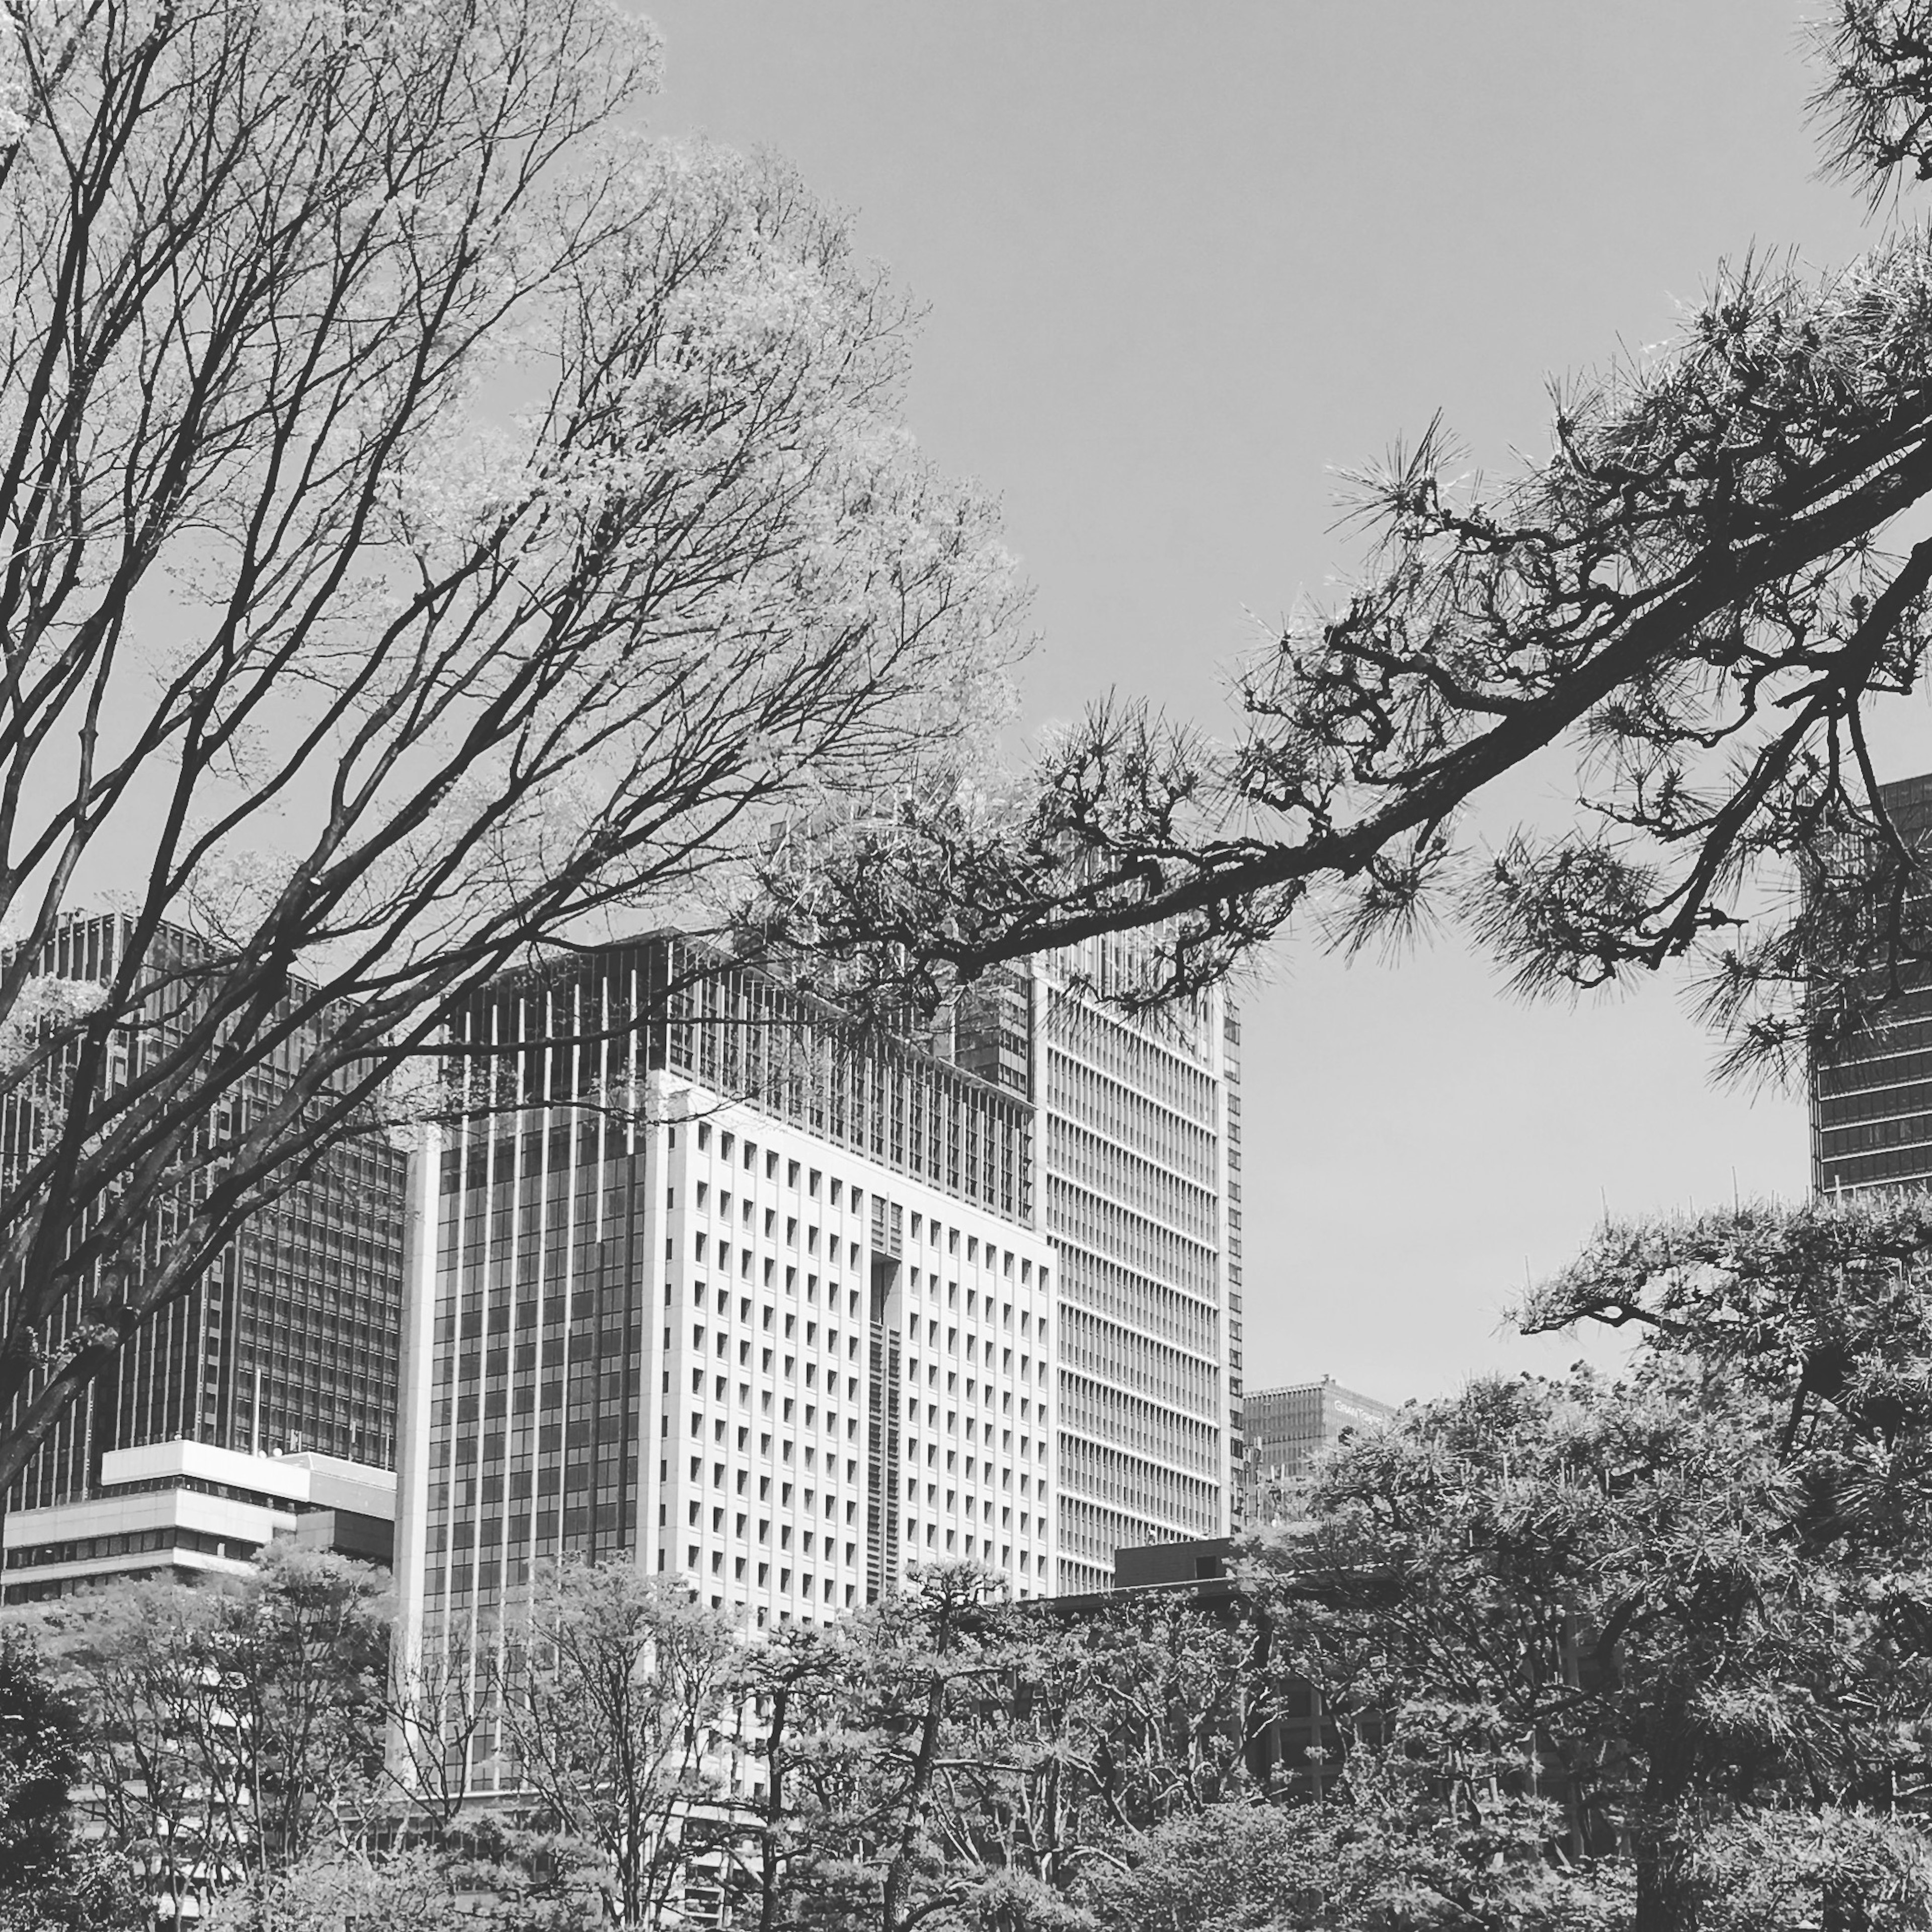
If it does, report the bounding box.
[394,937,1057,1738]
[947,943,1242,1596]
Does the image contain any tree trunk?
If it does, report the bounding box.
[1632,1730,1700,1932]
[880,1670,949,1932]
[1633,1816,1699,1932]
[759,1684,790,1932]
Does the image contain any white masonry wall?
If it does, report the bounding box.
[651,1080,1058,1623]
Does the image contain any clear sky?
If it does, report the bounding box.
[638,3,1923,1402]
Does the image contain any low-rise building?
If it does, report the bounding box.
[1241,1377,1395,1524]
[1,1438,396,1600]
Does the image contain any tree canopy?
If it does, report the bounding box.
[30,1261,1932,1932]
[0,0,1026,1487]
[763,0,1932,1069]
[1204,1191,1932,1932]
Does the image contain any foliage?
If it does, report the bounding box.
[759,0,1932,1069]
[734,1563,1275,1932]
[1520,1188,1932,1472]
[0,1841,147,1932]
[205,1848,474,1932]
[0,0,1025,1489]
[26,1545,390,1912]
[496,1561,740,1926]
[0,1621,76,1887]
[1056,1588,1263,1830]
[755,1564,1023,1930]
[36,1210,1932,1932]
[1086,1799,1629,1932]
[0,1622,144,1931]
[1695,1809,1932,1932]
[1230,1191,1932,1932]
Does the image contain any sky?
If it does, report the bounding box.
[638,3,1924,1403]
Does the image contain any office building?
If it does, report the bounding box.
[1811,771,1932,1195]
[396,936,1057,1724]
[2,1440,396,1601]
[3,914,409,1532]
[950,943,1241,1595]
[1242,1377,1395,1523]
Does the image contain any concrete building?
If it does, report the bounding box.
[1242,1377,1395,1523]
[395,936,1057,1732]
[952,946,1241,1595]
[1811,770,1932,1196]
[1,1438,396,1600]
[3,915,410,1523]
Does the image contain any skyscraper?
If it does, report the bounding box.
[1811,771,1932,1196]
[396,935,1056,1723]
[3,916,409,1521]
[949,942,1241,1595]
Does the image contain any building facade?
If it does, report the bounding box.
[1041,950,1241,1593]
[1241,1377,1395,1523]
[2,1439,395,1601]
[395,937,1057,1745]
[1812,771,1932,1196]
[949,943,1242,1595]
[3,916,410,1525]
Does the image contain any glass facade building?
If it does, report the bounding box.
[949,943,1241,1595]
[2,916,408,1526]
[1812,771,1932,1195]
[1039,944,1239,1594]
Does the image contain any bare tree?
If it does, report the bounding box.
[384,1620,500,1849]
[759,0,1932,1078]
[0,0,1025,1486]
[496,1560,739,1926]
